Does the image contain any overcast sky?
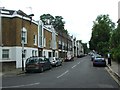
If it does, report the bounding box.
[0,0,119,43]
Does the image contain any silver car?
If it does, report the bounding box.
[49,57,62,66]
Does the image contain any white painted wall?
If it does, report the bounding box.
[0,46,38,68]
[0,47,2,61]
[43,49,52,58]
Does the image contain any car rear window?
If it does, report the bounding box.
[26,57,38,64]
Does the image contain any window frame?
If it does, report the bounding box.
[2,49,9,59]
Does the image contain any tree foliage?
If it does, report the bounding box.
[89,14,115,56]
[110,23,120,62]
[40,14,67,33]
[40,14,54,25]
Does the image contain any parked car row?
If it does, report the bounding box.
[25,56,63,73]
[90,53,106,67]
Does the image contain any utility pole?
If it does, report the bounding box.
[21,13,34,71]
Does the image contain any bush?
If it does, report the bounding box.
[111,45,120,63]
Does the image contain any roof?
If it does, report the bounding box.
[1,8,38,25]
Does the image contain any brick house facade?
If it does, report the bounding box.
[0,9,38,69]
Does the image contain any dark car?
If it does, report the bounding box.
[25,56,52,73]
[93,55,106,67]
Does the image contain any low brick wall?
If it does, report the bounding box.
[1,61,16,72]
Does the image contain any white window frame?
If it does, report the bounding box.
[44,37,46,47]
[32,50,34,56]
[21,27,27,44]
[34,35,37,45]
[2,49,9,59]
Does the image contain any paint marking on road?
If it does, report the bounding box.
[57,70,69,78]
[2,82,40,88]
[72,64,77,69]
[77,62,81,64]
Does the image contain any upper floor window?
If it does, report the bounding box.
[21,27,27,44]
[34,35,37,45]
[2,49,9,59]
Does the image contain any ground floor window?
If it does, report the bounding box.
[56,52,58,57]
[2,49,9,59]
[32,50,37,56]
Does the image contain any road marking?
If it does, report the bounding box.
[72,65,77,69]
[2,82,40,88]
[77,62,81,64]
[57,70,69,78]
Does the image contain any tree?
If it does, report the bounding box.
[52,16,65,31]
[89,14,115,56]
[40,14,67,34]
[110,22,120,62]
[40,14,54,25]
[82,43,89,54]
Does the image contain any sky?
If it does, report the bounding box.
[0,0,119,43]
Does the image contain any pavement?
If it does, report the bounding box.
[0,68,25,77]
[106,59,120,85]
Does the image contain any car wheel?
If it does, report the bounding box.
[26,70,30,73]
[49,65,52,69]
[56,63,58,67]
[40,67,44,72]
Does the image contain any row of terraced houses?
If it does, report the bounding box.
[0,9,84,71]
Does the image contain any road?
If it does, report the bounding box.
[2,55,120,89]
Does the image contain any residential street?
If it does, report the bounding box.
[2,56,120,89]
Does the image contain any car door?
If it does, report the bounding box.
[45,58,51,69]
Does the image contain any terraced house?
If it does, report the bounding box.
[42,25,58,58]
[0,9,38,70]
[0,8,84,71]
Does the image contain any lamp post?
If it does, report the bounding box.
[21,14,34,71]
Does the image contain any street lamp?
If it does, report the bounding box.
[21,13,34,71]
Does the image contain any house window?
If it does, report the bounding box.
[44,37,46,47]
[2,49,9,59]
[34,35,37,45]
[39,24,43,47]
[35,51,37,56]
[32,50,34,56]
[56,53,57,57]
[21,27,27,44]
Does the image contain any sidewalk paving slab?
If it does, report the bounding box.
[106,59,120,85]
[1,69,25,77]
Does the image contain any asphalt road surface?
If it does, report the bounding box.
[2,55,120,89]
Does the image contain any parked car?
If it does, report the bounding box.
[56,58,62,66]
[25,56,52,73]
[93,55,106,67]
[64,51,74,61]
[49,57,57,66]
[77,54,85,58]
[49,57,62,66]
